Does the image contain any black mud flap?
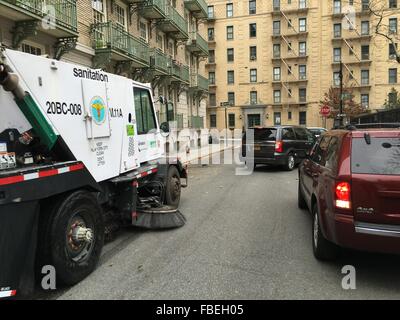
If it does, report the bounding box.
[0,201,38,298]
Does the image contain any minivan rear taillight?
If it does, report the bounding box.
[275,141,283,153]
[335,182,351,209]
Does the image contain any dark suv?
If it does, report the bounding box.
[298,125,400,260]
[242,126,316,171]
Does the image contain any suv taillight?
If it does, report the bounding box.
[335,182,351,209]
[275,141,283,153]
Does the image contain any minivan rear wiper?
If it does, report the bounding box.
[364,132,371,145]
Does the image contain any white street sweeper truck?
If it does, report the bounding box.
[0,46,188,298]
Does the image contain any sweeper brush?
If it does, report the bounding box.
[132,206,187,229]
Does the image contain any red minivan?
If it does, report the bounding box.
[298,126,400,260]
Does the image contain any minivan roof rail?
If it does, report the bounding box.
[352,123,400,129]
[333,123,400,130]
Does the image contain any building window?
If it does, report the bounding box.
[389,18,398,34]
[249,0,256,14]
[248,114,261,127]
[250,46,257,60]
[333,72,340,86]
[299,0,307,9]
[273,0,280,10]
[209,72,215,85]
[361,94,369,108]
[333,0,341,14]
[361,45,369,60]
[389,68,398,83]
[288,111,292,120]
[299,88,307,102]
[227,26,234,40]
[333,23,341,38]
[299,65,307,80]
[228,113,236,127]
[210,114,217,128]
[273,21,281,35]
[209,93,216,106]
[361,0,369,10]
[227,48,234,62]
[226,3,233,18]
[21,42,43,55]
[299,18,307,32]
[361,21,369,35]
[389,0,397,8]
[299,42,306,56]
[227,71,235,84]
[156,34,163,49]
[208,50,215,63]
[299,111,307,125]
[389,43,398,59]
[250,69,257,82]
[273,44,281,58]
[115,3,127,29]
[228,92,235,105]
[273,67,281,81]
[389,91,397,104]
[333,47,341,62]
[361,70,369,85]
[139,21,148,41]
[274,112,282,125]
[93,0,105,19]
[208,28,215,41]
[250,91,258,104]
[208,5,214,19]
[249,23,257,37]
[274,90,281,103]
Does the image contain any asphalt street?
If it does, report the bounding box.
[43,153,400,300]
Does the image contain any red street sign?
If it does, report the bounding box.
[320,105,331,117]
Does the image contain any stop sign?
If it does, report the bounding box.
[320,105,331,117]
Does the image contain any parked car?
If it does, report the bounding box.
[242,126,316,171]
[308,127,328,138]
[298,125,400,260]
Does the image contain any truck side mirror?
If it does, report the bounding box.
[160,122,170,133]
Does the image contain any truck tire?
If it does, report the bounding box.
[165,166,181,208]
[312,204,338,261]
[37,191,104,286]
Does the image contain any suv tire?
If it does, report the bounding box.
[312,204,338,261]
[284,154,295,171]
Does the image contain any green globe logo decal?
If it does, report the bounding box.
[90,96,106,125]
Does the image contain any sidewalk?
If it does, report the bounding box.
[179,140,241,165]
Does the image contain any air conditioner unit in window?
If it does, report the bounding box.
[250,56,256,61]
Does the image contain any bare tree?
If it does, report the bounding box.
[367,0,400,62]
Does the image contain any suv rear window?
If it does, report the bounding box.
[254,128,277,141]
[352,137,400,175]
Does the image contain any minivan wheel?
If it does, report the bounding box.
[284,154,295,171]
[312,204,338,261]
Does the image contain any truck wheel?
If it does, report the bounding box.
[312,204,338,261]
[165,166,181,208]
[37,191,104,286]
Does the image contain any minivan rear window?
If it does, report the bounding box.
[352,137,400,175]
[254,128,277,141]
